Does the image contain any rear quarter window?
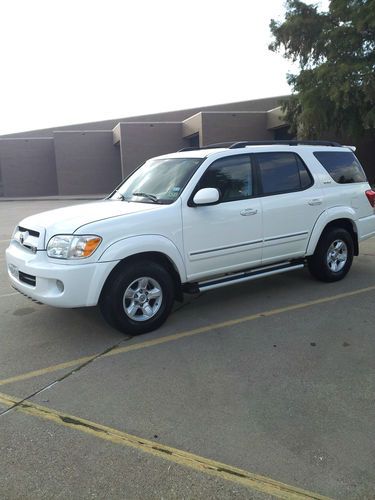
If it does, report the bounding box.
[314,151,367,184]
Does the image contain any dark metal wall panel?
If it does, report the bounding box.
[201,112,273,145]
[119,123,187,178]
[0,138,58,197]
[355,137,375,185]
[54,131,122,196]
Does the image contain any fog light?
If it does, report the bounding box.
[56,280,64,293]
[9,264,18,278]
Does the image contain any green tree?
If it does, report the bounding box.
[269,0,375,139]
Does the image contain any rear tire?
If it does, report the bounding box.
[100,260,175,335]
[308,228,354,282]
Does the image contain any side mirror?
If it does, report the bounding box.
[193,188,220,205]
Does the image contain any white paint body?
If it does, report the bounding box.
[5,145,375,307]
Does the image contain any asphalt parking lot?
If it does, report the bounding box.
[1,200,375,500]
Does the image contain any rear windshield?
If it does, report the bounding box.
[314,151,367,184]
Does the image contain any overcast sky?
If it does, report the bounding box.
[0,0,328,135]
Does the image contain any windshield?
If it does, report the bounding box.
[109,157,203,204]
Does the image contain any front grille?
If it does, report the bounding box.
[19,271,36,287]
[18,226,40,238]
[14,226,40,253]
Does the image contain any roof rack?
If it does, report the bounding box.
[229,140,342,148]
[178,140,342,153]
[178,142,234,152]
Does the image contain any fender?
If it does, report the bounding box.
[306,206,358,256]
[98,234,187,282]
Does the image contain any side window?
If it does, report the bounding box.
[197,155,253,202]
[257,152,312,195]
[313,151,367,184]
[296,155,314,189]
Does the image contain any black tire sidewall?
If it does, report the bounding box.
[100,261,174,335]
[310,228,354,282]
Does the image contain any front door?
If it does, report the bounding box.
[182,154,263,281]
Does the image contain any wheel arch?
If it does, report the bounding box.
[100,251,184,303]
[307,211,359,256]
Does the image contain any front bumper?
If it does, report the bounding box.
[5,243,118,308]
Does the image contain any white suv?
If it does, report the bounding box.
[5,141,375,334]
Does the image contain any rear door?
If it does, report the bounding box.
[256,151,324,265]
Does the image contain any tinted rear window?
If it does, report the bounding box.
[257,152,313,195]
[314,151,366,184]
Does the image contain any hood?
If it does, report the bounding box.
[18,200,161,245]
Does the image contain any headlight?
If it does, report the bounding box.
[47,235,102,259]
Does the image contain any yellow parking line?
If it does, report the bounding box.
[0,355,96,387]
[0,391,331,499]
[1,284,375,388]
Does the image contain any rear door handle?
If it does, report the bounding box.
[240,208,258,216]
[308,198,323,206]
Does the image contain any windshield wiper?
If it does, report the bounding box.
[132,192,159,203]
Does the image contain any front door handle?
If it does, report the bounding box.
[308,198,323,206]
[240,208,258,216]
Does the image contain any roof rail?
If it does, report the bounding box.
[178,140,342,153]
[229,140,342,149]
[178,142,235,152]
[203,142,237,148]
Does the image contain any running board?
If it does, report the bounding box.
[196,262,305,292]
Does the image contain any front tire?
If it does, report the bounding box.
[308,228,354,282]
[100,261,175,335]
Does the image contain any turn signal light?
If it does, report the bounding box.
[365,189,375,208]
[80,237,102,257]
